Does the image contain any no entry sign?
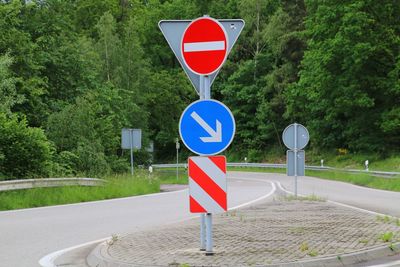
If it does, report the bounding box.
[181,17,228,75]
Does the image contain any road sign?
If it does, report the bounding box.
[121,128,142,150]
[189,156,227,213]
[121,128,142,175]
[159,19,244,94]
[179,99,235,155]
[282,123,309,150]
[181,17,227,75]
[287,150,305,176]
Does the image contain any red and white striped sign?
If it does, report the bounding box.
[181,17,228,76]
[189,156,227,213]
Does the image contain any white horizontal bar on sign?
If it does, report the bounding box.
[184,41,225,52]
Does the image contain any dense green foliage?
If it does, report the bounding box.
[0,0,398,178]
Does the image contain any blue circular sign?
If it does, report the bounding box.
[179,99,235,155]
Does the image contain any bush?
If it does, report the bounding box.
[0,114,53,179]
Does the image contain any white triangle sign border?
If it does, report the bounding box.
[159,18,245,95]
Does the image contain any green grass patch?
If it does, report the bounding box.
[282,194,325,202]
[154,169,188,184]
[380,232,394,242]
[305,170,400,192]
[228,166,400,192]
[0,172,159,211]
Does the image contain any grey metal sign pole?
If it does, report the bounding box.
[199,75,206,251]
[130,129,134,175]
[175,138,180,181]
[294,123,298,197]
[203,75,213,255]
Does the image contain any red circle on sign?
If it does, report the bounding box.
[181,17,228,75]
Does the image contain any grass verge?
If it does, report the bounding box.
[0,172,159,211]
[154,169,188,185]
[305,170,400,192]
[228,167,400,192]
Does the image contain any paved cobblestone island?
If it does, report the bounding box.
[97,196,400,267]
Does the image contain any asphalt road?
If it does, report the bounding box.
[230,172,400,217]
[1,171,400,266]
[0,176,274,267]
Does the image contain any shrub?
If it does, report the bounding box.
[0,114,53,179]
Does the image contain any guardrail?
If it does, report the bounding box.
[0,178,105,192]
[152,163,400,178]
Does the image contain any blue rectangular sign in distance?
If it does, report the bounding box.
[121,128,142,150]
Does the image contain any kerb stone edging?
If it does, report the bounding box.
[87,241,400,267]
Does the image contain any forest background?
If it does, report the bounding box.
[0,0,399,179]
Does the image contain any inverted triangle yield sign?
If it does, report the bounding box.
[159,19,245,95]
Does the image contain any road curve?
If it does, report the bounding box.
[0,176,274,267]
[2,171,400,266]
[229,171,400,217]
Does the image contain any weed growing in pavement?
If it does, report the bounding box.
[376,215,392,223]
[229,210,237,217]
[395,218,400,226]
[359,239,369,244]
[179,264,190,267]
[107,234,119,246]
[380,232,394,242]
[282,194,325,202]
[336,255,342,261]
[388,243,396,251]
[300,242,309,252]
[308,250,318,257]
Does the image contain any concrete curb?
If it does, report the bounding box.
[87,237,400,267]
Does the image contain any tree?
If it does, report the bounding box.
[0,113,52,179]
[286,0,400,152]
[0,53,23,116]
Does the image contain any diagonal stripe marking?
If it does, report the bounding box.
[189,178,225,213]
[189,196,206,213]
[190,157,226,191]
[189,158,227,210]
[209,156,226,173]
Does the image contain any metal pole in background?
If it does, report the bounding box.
[176,138,180,181]
[199,75,206,251]
[130,129,134,175]
[294,123,298,197]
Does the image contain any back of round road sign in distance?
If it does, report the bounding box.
[181,17,228,76]
[282,123,309,150]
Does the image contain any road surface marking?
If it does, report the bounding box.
[275,181,388,217]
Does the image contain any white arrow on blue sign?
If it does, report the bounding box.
[179,99,235,155]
